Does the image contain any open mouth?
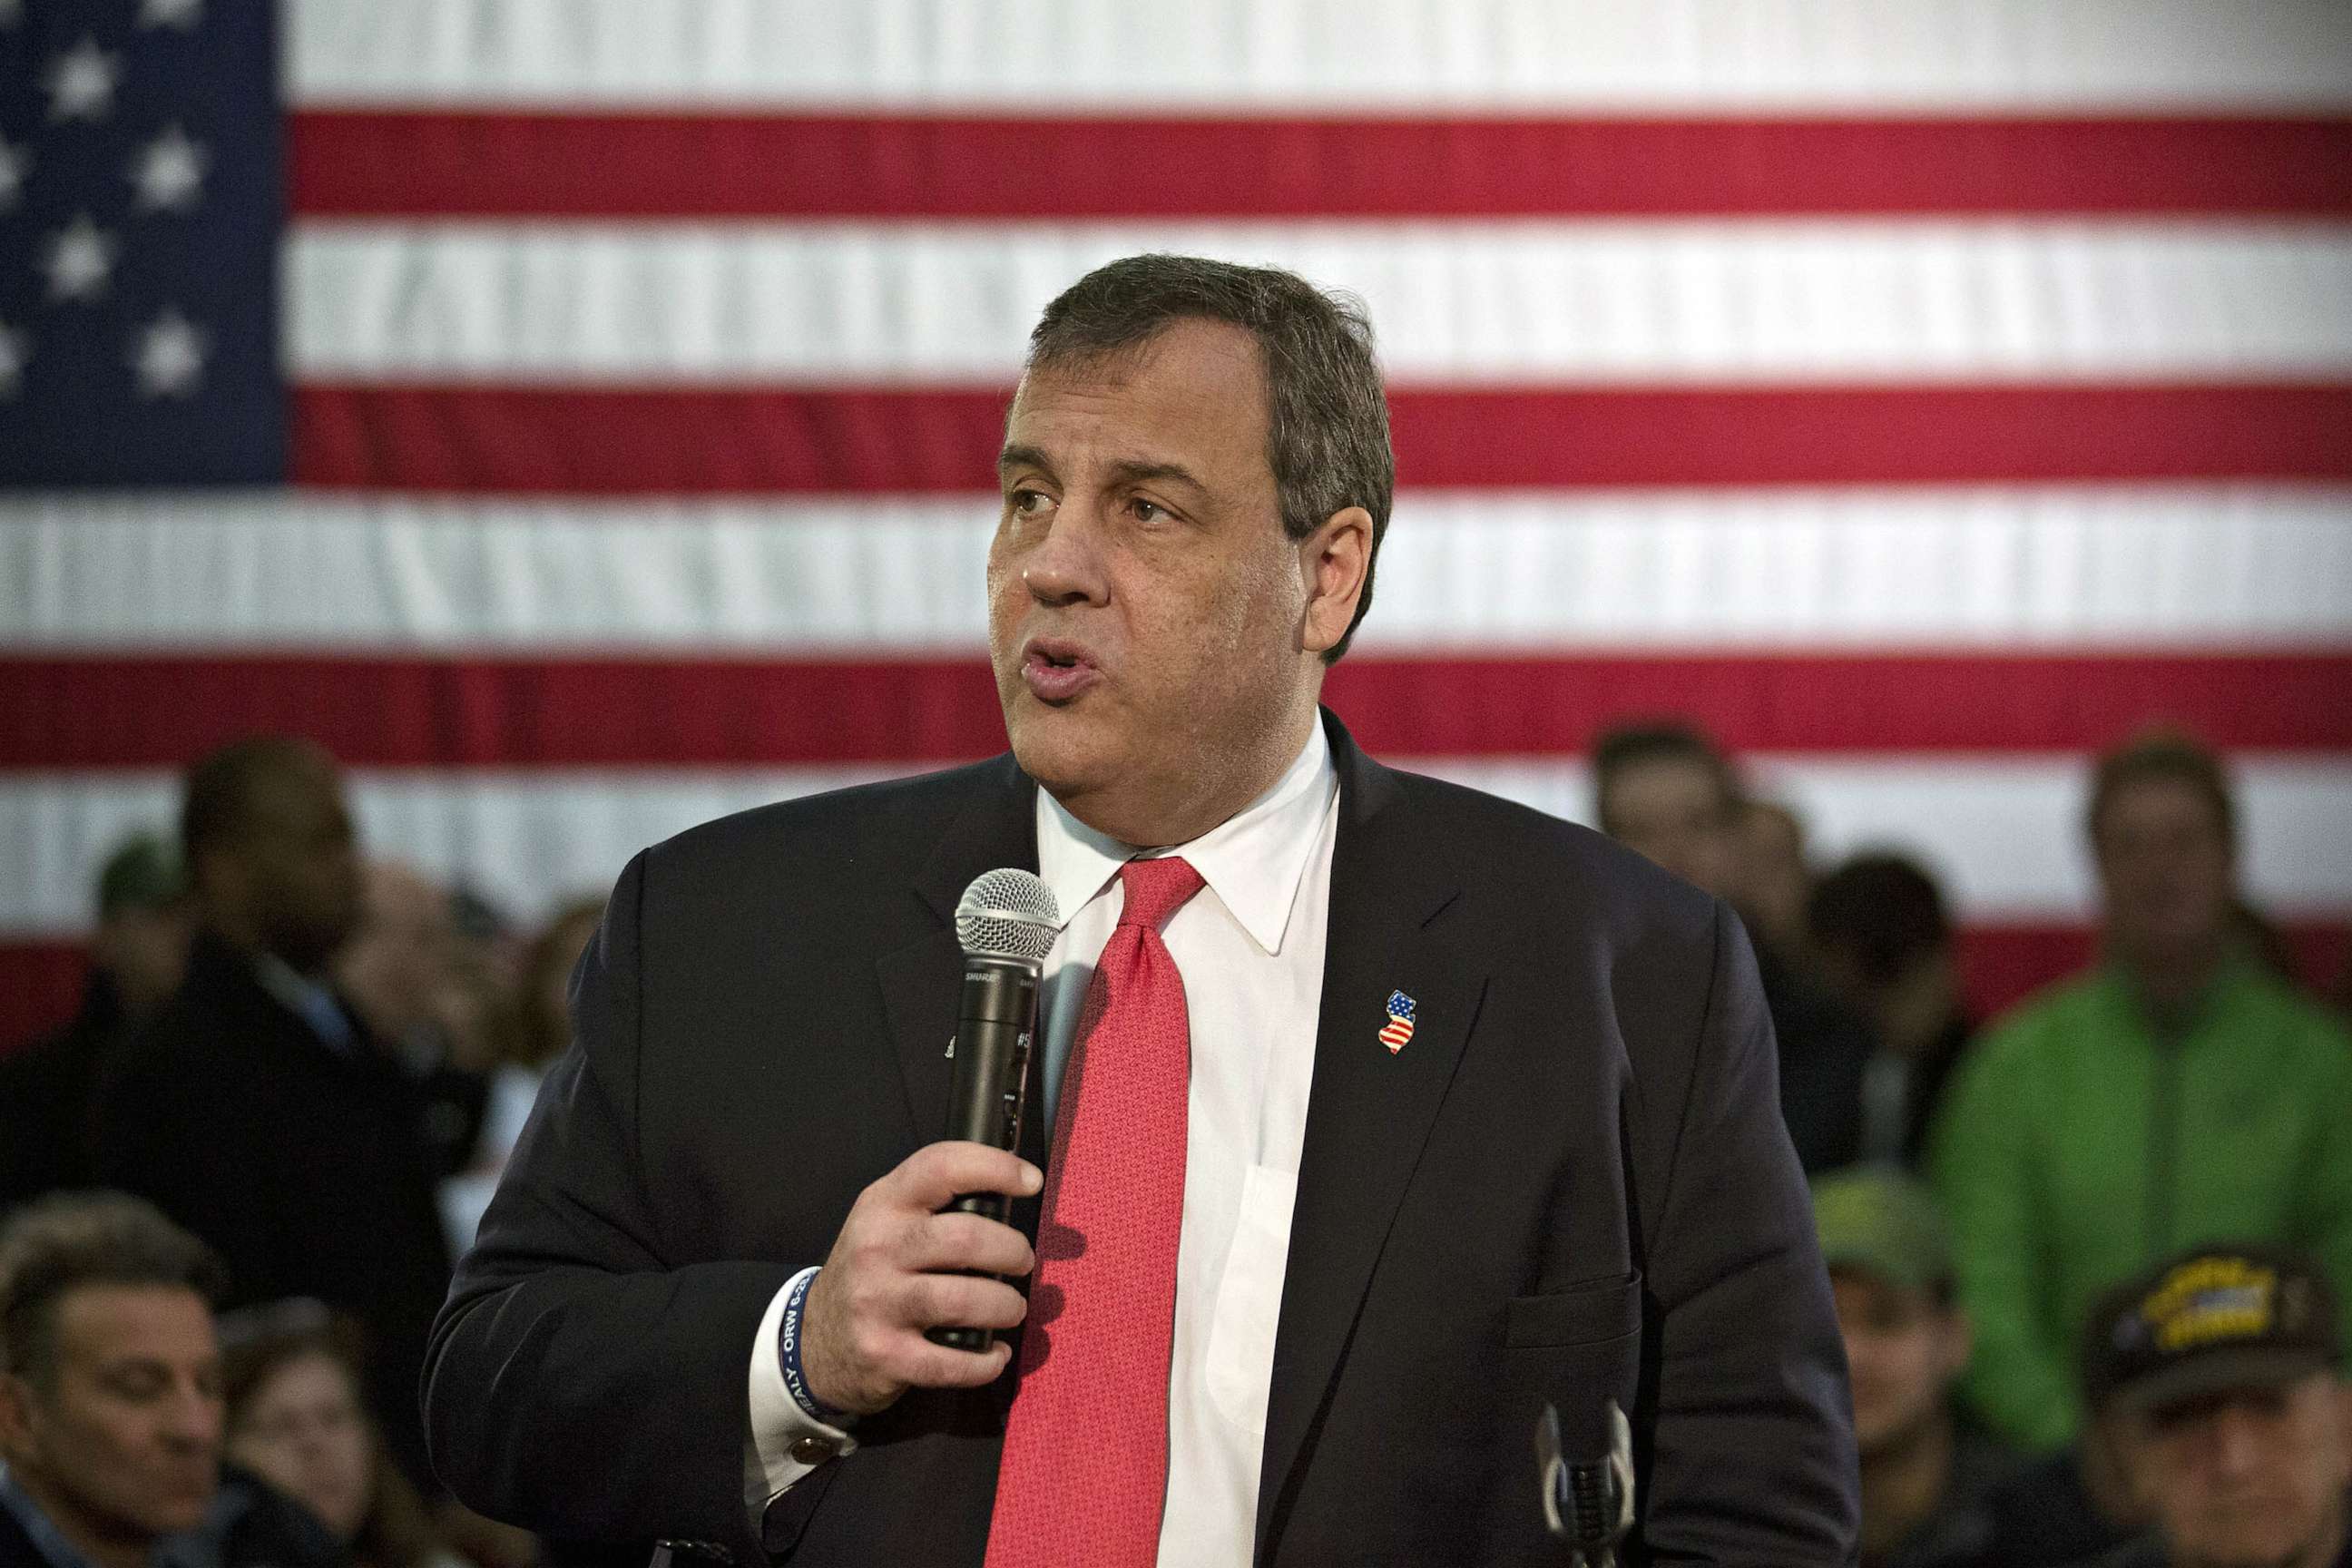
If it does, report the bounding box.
[1020,638,1100,702]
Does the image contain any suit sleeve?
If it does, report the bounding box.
[421,849,794,1563]
[1637,902,1859,1563]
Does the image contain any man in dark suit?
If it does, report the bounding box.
[422,256,1857,1565]
[92,739,453,1497]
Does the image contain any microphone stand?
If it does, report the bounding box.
[1535,1400,1634,1566]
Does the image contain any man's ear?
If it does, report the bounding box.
[1298,506,1374,657]
[0,1371,42,1463]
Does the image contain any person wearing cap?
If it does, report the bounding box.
[2069,1245,2351,1568]
[1931,733,2352,1453]
[0,834,191,1213]
[1814,1169,2014,1568]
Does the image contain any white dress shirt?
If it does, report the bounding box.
[749,723,1341,1565]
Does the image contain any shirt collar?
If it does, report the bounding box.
[0,1464,214,1568]
[1034,720,1337,956]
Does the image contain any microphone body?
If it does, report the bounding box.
[928,869,1057,1352]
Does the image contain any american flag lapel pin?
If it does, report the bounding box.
[1379,990,1417,1054]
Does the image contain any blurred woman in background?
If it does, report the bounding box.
[220,1303,471,1568]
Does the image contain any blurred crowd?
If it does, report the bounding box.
[2,726,2347,1568]
[1,739,602,1568]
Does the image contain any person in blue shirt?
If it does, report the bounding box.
[0,1193,340,1568]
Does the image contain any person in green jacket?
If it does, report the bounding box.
[1929,731,2352,1454]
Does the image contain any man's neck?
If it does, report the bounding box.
[2122,939,2226,1025]
[1857,1414,1955,1562]
[1057,699,1320,849]
[5,1464,159,1568]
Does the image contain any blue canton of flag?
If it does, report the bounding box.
[1378,988,1416,1054]
[0,0,283,485]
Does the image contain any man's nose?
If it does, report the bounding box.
[1020,506,1110,608]
[2206,1405,2266,1478]
[161,1387,224,1452]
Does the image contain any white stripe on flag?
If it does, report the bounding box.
[7,488,2349,651]
[288,0,2352,109]
[287,221,2352,384]
[4,759,2347,936]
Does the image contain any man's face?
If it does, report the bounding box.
[988,320,1338,844]
[2115,1374,2351,1568]
[2094,776,2234,976]
[0,1285,223,1544]
[232,756,363,971]
[1830,1271,1968,1456]
[1599,757,1739,897]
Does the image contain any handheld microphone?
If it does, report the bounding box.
[927,868,1059,1352]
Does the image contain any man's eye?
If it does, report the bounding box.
[1008,488,1054,516]
[1129,497,1166,523]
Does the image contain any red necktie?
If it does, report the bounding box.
[985,856,1205,1568]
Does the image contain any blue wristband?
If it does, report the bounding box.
[779,1267,842,1426]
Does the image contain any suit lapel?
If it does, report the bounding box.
[1255,715,1486,1559]
[876,757,1039,1145]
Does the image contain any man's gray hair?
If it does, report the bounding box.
[0,1191,226,1387]
[1026,254,1395,663]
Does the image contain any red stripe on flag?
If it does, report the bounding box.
[289,383,2352,494]
[286,112,2352,220]
[7,925,2345,1055]
[5,652,2347,770]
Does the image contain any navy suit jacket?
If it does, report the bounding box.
[422,712,1857,1565]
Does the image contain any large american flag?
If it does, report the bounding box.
[5,0,2349,1047]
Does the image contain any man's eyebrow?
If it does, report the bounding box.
[997,444,1055,479]
[1103,457,1209,495]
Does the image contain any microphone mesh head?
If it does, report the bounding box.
[955,869,1061,962]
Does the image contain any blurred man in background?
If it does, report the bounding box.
[1932,733,2352,1455]
[1813,1169,2010,1568]
[333,863,504,1188]
[1809,853,1976,1170]
[1593,722,1876,1172]
[0,1192,342,1568]
[1736,797,1815,965]
[0,837,191,1213]
[93,740,451,1495]
[2069,1246,2350,1568]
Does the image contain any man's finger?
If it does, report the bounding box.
[896,1334,1015,1392]
[907,1211,1037,1278]
[903,1274,1030,1334]
[889,1142,1044,1212]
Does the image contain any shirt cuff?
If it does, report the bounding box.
[743,1266,858,1522]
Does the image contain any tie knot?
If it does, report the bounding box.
[1116,856,1204,931]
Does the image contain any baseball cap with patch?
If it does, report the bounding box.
[1810,1168,1954,1297]
[2082,1244,2342,1417]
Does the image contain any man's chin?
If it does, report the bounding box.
[1004,706,1123,801]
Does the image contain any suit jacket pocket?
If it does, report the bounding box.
[1503,1270,1642,1349]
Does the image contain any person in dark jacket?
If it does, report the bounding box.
[2063,1245,2349,1568]
[1809,852,1977,1170]
[1593,721,1878,1172]
[0,1192,345,1568]
[0,838,191,1215]
[1814,1169,2016,1568]
[91,740,451,1496]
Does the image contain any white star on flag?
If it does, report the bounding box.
[130,124,208,212]
[138,0,204,28]
[43,215,117,303]
[0,139,27,212]
[133,309,208,397]
[44,36,119,122]
[0,323,26,398]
